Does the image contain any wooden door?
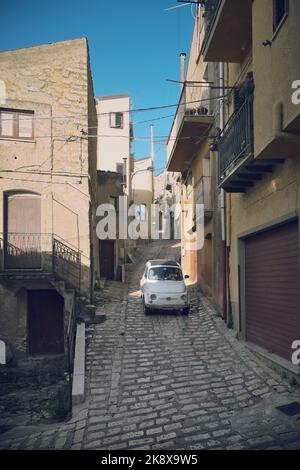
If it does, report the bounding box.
[100,240,115,280]
[28,290,64,356]
[4,193,41,269]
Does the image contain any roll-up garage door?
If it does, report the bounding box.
[245,219,300,361]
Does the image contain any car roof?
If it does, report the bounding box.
[147,259,180,267]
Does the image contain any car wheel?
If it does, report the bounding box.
[143,297,151,315]
[182,306,190,315]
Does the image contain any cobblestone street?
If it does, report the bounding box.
[1,241,300,450]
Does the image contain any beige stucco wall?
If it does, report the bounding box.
[176,15,215,289]
[97,95,131,195]
[229,157,300,328]
[252,0,300,156]
[225,0,300,329]
[132,158,153,239]
[0,38,97,295]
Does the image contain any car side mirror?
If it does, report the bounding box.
[184,275,190,279]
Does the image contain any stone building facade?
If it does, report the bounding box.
[0,38,98,366]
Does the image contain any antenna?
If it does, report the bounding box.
[164,1,204,13]
[164,3,190,11]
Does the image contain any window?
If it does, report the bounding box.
[0,108,34,139]
[273,0,289,33]
[148,267,183,282]
[110,112,123,129]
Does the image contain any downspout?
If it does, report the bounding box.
[219,62,230,324]
[219,62,226,242]
[180,53,186,92]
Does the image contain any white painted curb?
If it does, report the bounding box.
[72,322,85,405]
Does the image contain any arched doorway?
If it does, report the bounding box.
[4,192,41,269]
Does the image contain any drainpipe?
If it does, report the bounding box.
[219,62,232,325]
[179,53,186,92]
[273,101,300,143]
[219,63,226,243]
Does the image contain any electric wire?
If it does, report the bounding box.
[0,94,230,123]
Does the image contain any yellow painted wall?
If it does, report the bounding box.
[225,0,300,328]
[252,0,300,156]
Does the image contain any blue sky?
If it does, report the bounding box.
[1,0,195,174]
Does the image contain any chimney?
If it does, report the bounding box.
[179,52,186,92]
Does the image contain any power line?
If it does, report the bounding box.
[0,94,229,123]
[0,169,89,177]
[0,175,80,185]
[0,130,217,143]
[133,114,175,125]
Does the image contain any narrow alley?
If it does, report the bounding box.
[1,241,300,451]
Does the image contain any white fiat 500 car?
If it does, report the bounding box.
[140,260,190,315]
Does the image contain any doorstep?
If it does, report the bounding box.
[244,340,300,383]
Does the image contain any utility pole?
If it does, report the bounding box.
[150,124,155,195]
[150,124,155,244]
[150,124,154,167]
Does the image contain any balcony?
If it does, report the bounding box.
[217,97,285,192]
[167,84,214,172]
[0,233,81,291]
[201,0,252,63]
[194,176,213,222]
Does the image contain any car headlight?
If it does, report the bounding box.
[150,294,157,300]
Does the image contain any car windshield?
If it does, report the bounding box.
[148,267,183,281]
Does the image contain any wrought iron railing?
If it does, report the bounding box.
[202,0,222,48]
[218,97,254,183]
[0,233,52,271]
[0,233,81,291]
[53,238,81,291]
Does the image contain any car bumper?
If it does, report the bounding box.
[144,294,189,310]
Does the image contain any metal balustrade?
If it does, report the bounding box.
[218,97,254,184]
[202,0,222,48]
[0,233,81,291]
